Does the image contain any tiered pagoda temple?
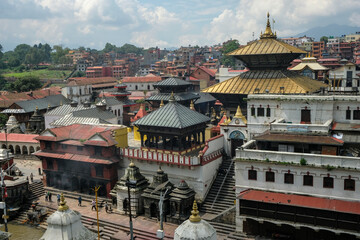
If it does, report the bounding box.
[202,13,327,113]
[109,83,135,126]
[146,77,199,109]
[134,93,210,151]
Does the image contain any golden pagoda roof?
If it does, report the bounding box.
[202,70,327,95]
[228,38,306,56]
[228,13,305,56]
[290,56,329,71]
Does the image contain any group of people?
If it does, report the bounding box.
[91,199,111,213]
[44,191,52,202]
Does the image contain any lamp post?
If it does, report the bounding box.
[1,169,8,232]
[126,177,135,240]
[92,186,101,240]
[157,186,171,240]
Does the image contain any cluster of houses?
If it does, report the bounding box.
[1,13,360,240]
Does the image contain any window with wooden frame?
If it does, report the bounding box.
[344,178,355,191]
[248,169,257,180]
[284,173,294,184]
[265,171,275,182]
[303,175,313,186]
[323,176,334,188]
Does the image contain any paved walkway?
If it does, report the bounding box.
[39,191,178,239]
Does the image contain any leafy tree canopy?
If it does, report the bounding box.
[320,36,329,45]
[220,40,240,68]
[7,76,42,92]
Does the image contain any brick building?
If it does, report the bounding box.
[34,124,125,197]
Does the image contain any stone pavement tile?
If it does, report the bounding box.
[39,195,178,238]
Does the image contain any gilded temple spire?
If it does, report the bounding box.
[260,12,276,39]
[58,193,69,211]
[189,200,201,223]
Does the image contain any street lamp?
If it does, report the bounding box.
[157,186,171,240]
[126,177,136,240]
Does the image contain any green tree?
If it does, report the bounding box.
[24,47,41,66]
[220,40,240,68]
[0,114,8,128]
[0,73,7,90]
[0,44,3,59]
[103,43,116,53]
[320,36,328,45]
[8,76,42,92]
[52,45,71,64]
[14,44,31,62]
[118,43,143,55]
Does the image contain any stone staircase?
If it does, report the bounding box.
[201,157,236,217]
[14,180,46,224]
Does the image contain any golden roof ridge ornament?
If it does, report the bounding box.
[58,193,69,211]
[189,200,201,222]
[160,99,164,108]
[190,100,195,110]
[169,92,175,102]
[260,12,276,39]
[129,160,135,167]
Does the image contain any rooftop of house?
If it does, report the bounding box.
[36,124,121,146]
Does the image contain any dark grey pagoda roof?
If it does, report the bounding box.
[153,77,192,87]
[193,92,217,105]
[146,92,199,103]
[95,97,123,107]
[2,95,70,114]
[142,167,174,200]
[134,98,210,129]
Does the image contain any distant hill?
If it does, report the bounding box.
[292,24,359,41]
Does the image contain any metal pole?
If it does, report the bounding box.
[1,169,8,232]
[159,188,169,240]
[93,186,100,240]
[127,178,134,240]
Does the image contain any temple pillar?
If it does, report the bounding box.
[163,136,166,149]
[202,130,205,143]
[140,133,144,147]
[156,136,159,148]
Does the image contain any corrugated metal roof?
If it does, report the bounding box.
[153,77,191,87]
[228,38,306,56]
[72,107,116,119]
[50,115,111,127]
[254,132,344,146]
[202,70,327,94]
[9,95,70,113]
[239,189,360,215]
[146,92,199,102]
[290,62,329,71]
[134,101,210,129]
[45,104,95,116]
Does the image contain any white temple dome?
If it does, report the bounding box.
[174,201,217,240]
[40,194,97,240]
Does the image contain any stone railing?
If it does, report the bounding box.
[236,148,360,170]
[270,119,332,133]
[121,135,224,167]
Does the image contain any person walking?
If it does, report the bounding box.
[104,202,109,213]
[57,194,60,205]
[45,192,48,201]
[30,173,33,182]
[78,196,82,206]
[91,199,96,211]
[49,192,52,202]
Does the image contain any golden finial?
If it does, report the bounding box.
[190,100,195,110]
[169,92,175,102]
[58,193,69,211]
[189,200,201,222]
[60,100,63,106]
[140,103,144,110]
[234,105,247,124]
[129,160,135,167]
[48,103,51,108]
[225,117,231,125]
[160,99,164,108]
[260,12,275,39]
[35,106,38,110]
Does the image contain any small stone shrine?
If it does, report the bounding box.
[142,166,174,219]
[111,161,148,216]
[26,106,45,134]
[168,180,195,224]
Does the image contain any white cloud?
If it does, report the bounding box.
[0,0,360,50]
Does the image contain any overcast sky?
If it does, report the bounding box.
[1,0,360,51]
